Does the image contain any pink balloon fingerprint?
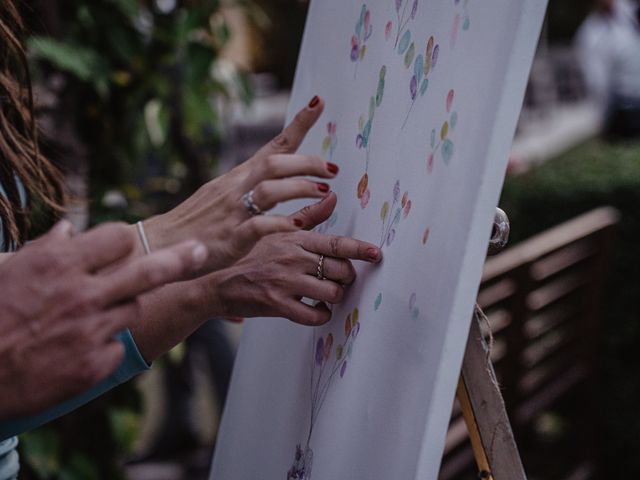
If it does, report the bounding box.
[446,89,455,113]
[451,14,460,47]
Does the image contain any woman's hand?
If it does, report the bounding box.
[0,221,207,419]
[143,96,339,275]
[199,193,382,326]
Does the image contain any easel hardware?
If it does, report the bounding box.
[454,208,527,480]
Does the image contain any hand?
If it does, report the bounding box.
[0,221,207,419]
[201,193,382,325]
[144,96,339,275]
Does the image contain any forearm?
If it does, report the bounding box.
[130,275,224,362]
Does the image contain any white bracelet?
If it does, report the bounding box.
[136,221,152,255]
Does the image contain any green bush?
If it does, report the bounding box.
[500,139,640,477]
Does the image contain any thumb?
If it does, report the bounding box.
[290,192,337,231]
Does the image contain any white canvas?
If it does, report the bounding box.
[211,0,547,478]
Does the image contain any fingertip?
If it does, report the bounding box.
[50,219,75,238]
[366,247,383,263]
[307,95,324,111]
[313,301,332,325]
[191,243,208,268]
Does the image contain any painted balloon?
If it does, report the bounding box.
[404,42,415,68]
[442,138,454,164]
[374,292,382,311]
[315,337,324,365]
[381,201,390,221]
[398,29,411,55]
[446,89,455,113]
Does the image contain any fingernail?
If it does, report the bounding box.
[293,218,304,228]
[367,248,380,261]
[326,162,339,174]
[317,182,330,193]
[192,244,208,266]
[308,95,320,108]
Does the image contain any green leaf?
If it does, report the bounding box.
[28,37,110,89]
[20,430,61,477]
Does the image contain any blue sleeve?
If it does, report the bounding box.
[0,330,150,441]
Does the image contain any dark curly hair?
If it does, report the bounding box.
[0,0,65,247]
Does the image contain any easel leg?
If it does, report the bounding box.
[454,208,526,480]
[456,313,527,480]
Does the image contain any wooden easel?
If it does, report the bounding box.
[454,209,527,480]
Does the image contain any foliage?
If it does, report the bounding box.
[28,0,253,209]
[500,139,640,477]
[20,1,251,478]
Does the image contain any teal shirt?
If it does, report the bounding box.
[0,178,150,479]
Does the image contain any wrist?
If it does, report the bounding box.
[138,213,173,253]
[187,273,227,318]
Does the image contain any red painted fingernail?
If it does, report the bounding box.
[308,95,320,108]
[327,162,339,174]
[367,248,380,261]
[294,218,304,227]
[317,182,330,193]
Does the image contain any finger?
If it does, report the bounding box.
[251,178,330,213]
[247,154,337,188]
[290,192,338,231]
[293,275,346,305]
[93,301,141,340]
[298,248,356,284]
[236,215,301,247]
[283,299,332,326]
[46,220,75,240]
[302,232,382,263]
[71,222,136,272]
[319,257,357,285]
[254,96,325,158]
[96,240,208,306]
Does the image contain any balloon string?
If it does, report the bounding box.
[473,303,501,392]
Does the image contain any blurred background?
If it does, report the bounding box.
[16,0,640,479]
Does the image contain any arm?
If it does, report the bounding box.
[0,252,12,265]
[129,193,383,362]
[0,221,207,434]
[0,330,148,440]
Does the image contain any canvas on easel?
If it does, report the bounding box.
[211,1,548,479]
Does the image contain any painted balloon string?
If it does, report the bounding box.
[390,0,418,49]
[351,4,373,79]
[427,89,458,174]
[451,0,471,48]
[356,66,387,209]
[379,180,412,248]
[307,307,361,444]
[401,34,440,129]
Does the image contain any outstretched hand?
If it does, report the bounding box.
[143,96,339,275]
[199,193,383,326]
[0,221,207,419]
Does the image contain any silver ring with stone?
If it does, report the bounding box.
[242,190,262,216]
[316,254,325,280]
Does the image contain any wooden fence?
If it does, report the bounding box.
[439,207,619,480]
